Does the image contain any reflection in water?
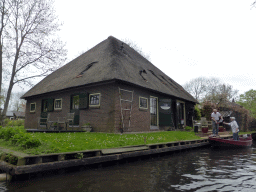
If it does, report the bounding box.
[171,147,256,192]
[2,141,256,192]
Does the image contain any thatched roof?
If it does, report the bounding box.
[22,36,197,103]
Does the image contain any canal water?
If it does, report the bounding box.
[1,141,256,192]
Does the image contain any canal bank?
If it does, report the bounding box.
[3,139,255,192]
[0,132,235,181]
[0,134,235,181]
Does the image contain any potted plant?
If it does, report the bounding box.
[82,123,92,132]
[201,117,208,133]
[219,126,224,132]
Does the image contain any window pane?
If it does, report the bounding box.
[43,100,48,112]
[140,98,147,108]
[150,97,158,126]
[72,95,79,109]
[90,94,100,105]
[55,99,62,109]
[30,103,36,111]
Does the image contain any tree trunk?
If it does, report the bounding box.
[2,81,14,118]
[0,43,2,97]
[2,51,19,118]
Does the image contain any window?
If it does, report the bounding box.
[42,99,54,112]
[54,99,62,110]
[89,93,100,107]
[72,95,79,109]
[177,100,186,128]
[139,97,148,110]
[30,103,36,113]
[150,97,158,127]
[42,99,48,112]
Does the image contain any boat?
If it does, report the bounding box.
[251,133,256,140]
[208,134,252,148]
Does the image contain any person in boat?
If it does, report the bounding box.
[211,109,223,136]
[223,117,239,141]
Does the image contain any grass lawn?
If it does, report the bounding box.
[0,128,202,155]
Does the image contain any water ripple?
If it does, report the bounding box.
[171,148,256,192]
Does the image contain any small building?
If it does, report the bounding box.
[21,36,197,133]
[6,111,25,120]
[219,100,250,132]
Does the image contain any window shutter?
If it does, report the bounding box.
[48,98,54,112]
[159,98,174,126]
[79,92,88,109]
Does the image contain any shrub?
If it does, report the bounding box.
[0,126,41,149]
[185,126,193,131]
[6,119,25,127]
[16,119,25,127]
[22,138,42,149]
[7,120,15,127]
[0,127,17,141]
[11,132,29,144]
[8,155,18,165]
[201,101,216,121]
[3,118,11,127]
[4,153,10,162]
[2,153,18,165]
[194,105,201,120]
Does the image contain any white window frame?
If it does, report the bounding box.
[139,97,148,110]
[89,93,101,108]
[177,100,186,127]
[150,96,159,129]
[30,103,36,113]
[54,98,62,110]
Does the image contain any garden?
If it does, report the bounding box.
[0,120,253,157]
[0,121,202,155]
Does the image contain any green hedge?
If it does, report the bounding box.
[0,127,41,149]
[3,119,24,127]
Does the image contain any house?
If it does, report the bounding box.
[6,111,25,120]
[21,36,198,133]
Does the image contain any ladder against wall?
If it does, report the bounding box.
[119,88,134,132]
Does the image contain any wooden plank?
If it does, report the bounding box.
[101,146,149,155]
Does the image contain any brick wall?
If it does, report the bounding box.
[25,82,117,132]
[24,81,194,133]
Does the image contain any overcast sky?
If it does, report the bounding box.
[16,0,256,96]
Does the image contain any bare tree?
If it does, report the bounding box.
[183,77,207,101]
[1,0,67,118]
[204,83,239,107]
[10,91,26,112]
[183,77,238,105]
[0,87,6,107]
[205,77,221,96]
[0,0,12,99]
[122,38,151,61]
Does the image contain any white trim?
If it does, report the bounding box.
[150,96,158,129]
[54,98,62,110]
[139,97,148,110]
[177,100,186,127]
[89,93,101,108]
[30,103,36,113]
